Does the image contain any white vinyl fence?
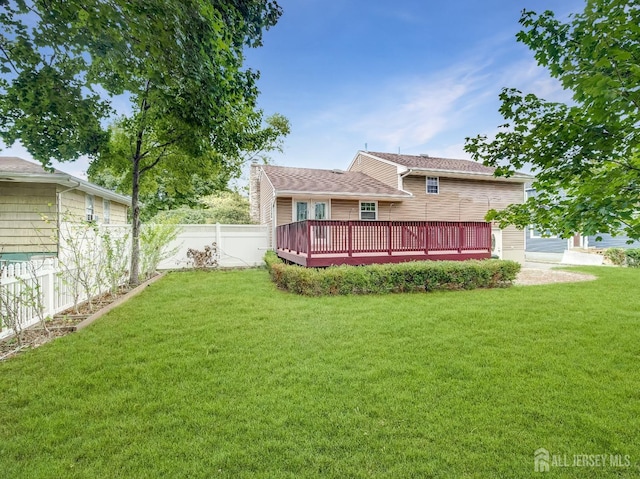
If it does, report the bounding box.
[1,223,270,339]
[0,259,88,340]
[158,224,270,269]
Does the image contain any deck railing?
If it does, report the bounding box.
[276,220,492,257]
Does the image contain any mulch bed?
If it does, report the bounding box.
[0,287,134,362]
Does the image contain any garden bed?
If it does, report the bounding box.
[0,273,163,361]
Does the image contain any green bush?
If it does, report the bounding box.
[625,248,640,268]
[263,251,521,296]
[604,247,627,266]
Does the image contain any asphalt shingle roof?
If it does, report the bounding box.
[261,165,410,197]
[0,157,61,174]
[365,151,498,174]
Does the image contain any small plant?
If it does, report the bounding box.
[0,260,49,345]
[186,243,219,269]
[625,248,640,268]
[101,227,131,294]
[604,247,626,266]
[139,221,182,280]
[56,219,104,312]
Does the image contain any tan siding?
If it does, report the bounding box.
[59,188,86,219]
[276,197,292,226]
[330,199,359,220]
[95,197,128,224]
[59,188,128,224]
[0,182,57,253]
[349,152,398,188]
[107,202,128,224]
[391,176,524,222]
[502,226,525,263]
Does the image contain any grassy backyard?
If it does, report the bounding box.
[1,266,639,478]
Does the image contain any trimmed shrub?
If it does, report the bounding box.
[604,247,627,266]
[625,248,640,268]
[263,251,521,296]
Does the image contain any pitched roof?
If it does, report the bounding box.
[261,165,410,198]
[0,156,132,205]
[0,156,63,174]
[365,151,497,174]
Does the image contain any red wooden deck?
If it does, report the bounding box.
[276,220,492,267]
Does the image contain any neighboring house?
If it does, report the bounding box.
[250,151,533,266]
[0,157,131,261]
[524,187,640,253]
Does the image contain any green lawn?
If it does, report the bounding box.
[1,267,639,478]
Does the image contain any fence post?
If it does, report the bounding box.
[215,222,222,254]
[46,259,55,316]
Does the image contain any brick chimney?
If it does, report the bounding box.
[249,162,261,223]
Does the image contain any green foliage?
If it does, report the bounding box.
[2,267,640,477]
[465,1,640,240]
[0,0,284,285]
[100,227,131,294]
[87,121,232,221]
[604,247,627,266]
[625,248,640,268]
[139,222,181,280]
[151,191,253,224]
[87,114,288,221]
[264,251,521,296]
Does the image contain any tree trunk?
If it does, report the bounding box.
[129,156,141,286]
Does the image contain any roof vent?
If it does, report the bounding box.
[331,169,344,174]
[419,153,430,158]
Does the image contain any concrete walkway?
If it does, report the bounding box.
[524,252,563,269]
[525,252,563,264]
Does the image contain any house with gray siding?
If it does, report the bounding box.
[524,187,639,253]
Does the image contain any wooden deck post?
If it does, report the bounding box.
[306,220,312,260]
[388,221,392,256]
[423,224,429,254]
[348,221,352,257]
[458,223,464,253]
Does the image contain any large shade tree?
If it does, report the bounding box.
[87,112,290,221]
[0,0,282,284]
[465,0,640,241]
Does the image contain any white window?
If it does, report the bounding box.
[295,201,308,221]
[103,199,111,224]
[359,201,377,220]
[314,202,328,220]
[426,177,439,194]
[529,226,557,239]
[294,200,330,221]
[85,195,95,221]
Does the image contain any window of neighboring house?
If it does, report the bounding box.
[529,226,557,239]
[103,199,111,224]
[426,177,439,194]
[359,201,377,220]
[85,195,95,221]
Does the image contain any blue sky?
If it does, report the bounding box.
[2,0,584,180]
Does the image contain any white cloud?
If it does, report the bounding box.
[499,59,570,102]
[326,64,491,154]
